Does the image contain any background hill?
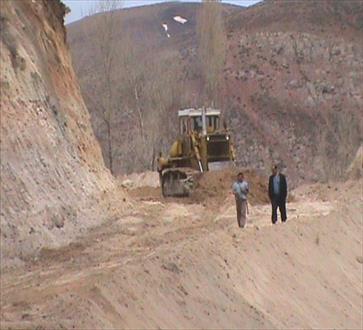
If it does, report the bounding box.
[67,0,362,184]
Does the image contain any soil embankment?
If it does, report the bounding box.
[1,178,362,329]
[0,0,127,266]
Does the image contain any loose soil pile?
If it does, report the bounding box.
[127,169,270,208]
[192,169,270,206]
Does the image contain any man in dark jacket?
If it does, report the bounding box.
[268,165,287,224]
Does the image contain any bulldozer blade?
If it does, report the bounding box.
[161,168,201,197]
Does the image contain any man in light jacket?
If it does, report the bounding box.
[232,172,249,228]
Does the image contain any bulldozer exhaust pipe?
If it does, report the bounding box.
[202,107,207,136]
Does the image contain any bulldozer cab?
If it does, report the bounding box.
[178,108,221,136]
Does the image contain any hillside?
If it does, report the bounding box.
[0,0,126,265]
[67,0,362,183]
[223,0,363,183]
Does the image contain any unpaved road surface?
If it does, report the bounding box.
[1,179,362,329]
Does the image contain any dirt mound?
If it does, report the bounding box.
[121,171,160,189]
[192,168,269,206]
[126,169,270,208]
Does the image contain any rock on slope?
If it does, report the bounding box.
[0,0,124,264]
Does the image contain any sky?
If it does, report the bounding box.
[63,0,262,24]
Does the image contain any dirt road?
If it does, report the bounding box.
[1,179,362,329]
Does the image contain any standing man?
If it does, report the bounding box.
[232,172,249,228]
[268,165,287,224]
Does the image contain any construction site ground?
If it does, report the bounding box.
[1,171,362,329]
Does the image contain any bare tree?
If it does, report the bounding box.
[197,0,226,106]
[114,35,182,172]
[317,109,361,181]
[87,0,122,174]
[79,0,182,174]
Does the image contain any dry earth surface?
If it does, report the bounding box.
[1,1,362,329]
[1,176,362,329]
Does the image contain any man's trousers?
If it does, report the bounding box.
[271,197,287,224]
[235,198,247,228]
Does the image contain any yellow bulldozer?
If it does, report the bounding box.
[157,107,236,197]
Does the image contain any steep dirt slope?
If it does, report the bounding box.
[0,0,126,265]
[68,0,362,183]
[1,179,362,328]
